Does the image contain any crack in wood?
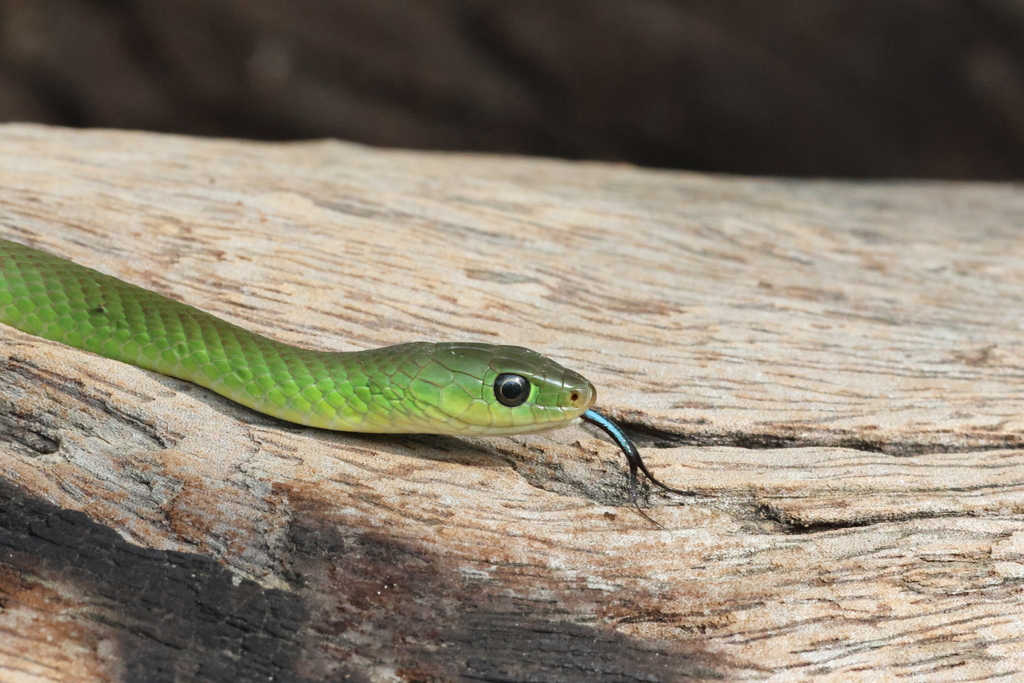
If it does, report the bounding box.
[756,500,965,534]
[0,404,60,456]
[2,357,177,450]
[609,419,1024,457]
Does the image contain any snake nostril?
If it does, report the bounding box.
[570,391,580,403]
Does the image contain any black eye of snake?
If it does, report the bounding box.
[494,373,530,407]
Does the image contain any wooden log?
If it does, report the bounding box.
[1,123,1023,681]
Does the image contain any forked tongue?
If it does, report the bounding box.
[581,409,692,527]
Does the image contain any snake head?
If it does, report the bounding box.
[385,342,597,435]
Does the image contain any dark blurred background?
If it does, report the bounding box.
[3,0,1024,179]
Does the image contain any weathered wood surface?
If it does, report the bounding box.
[2,123,1024,682]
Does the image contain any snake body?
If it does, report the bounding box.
[0,238,595,436]
[0,236,689,520]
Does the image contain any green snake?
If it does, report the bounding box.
[0,237,686,519]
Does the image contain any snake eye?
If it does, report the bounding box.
[493,373,531,407]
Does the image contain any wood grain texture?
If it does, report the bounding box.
[1,123,1023,681]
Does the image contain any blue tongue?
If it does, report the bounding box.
[581,408,693,527]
